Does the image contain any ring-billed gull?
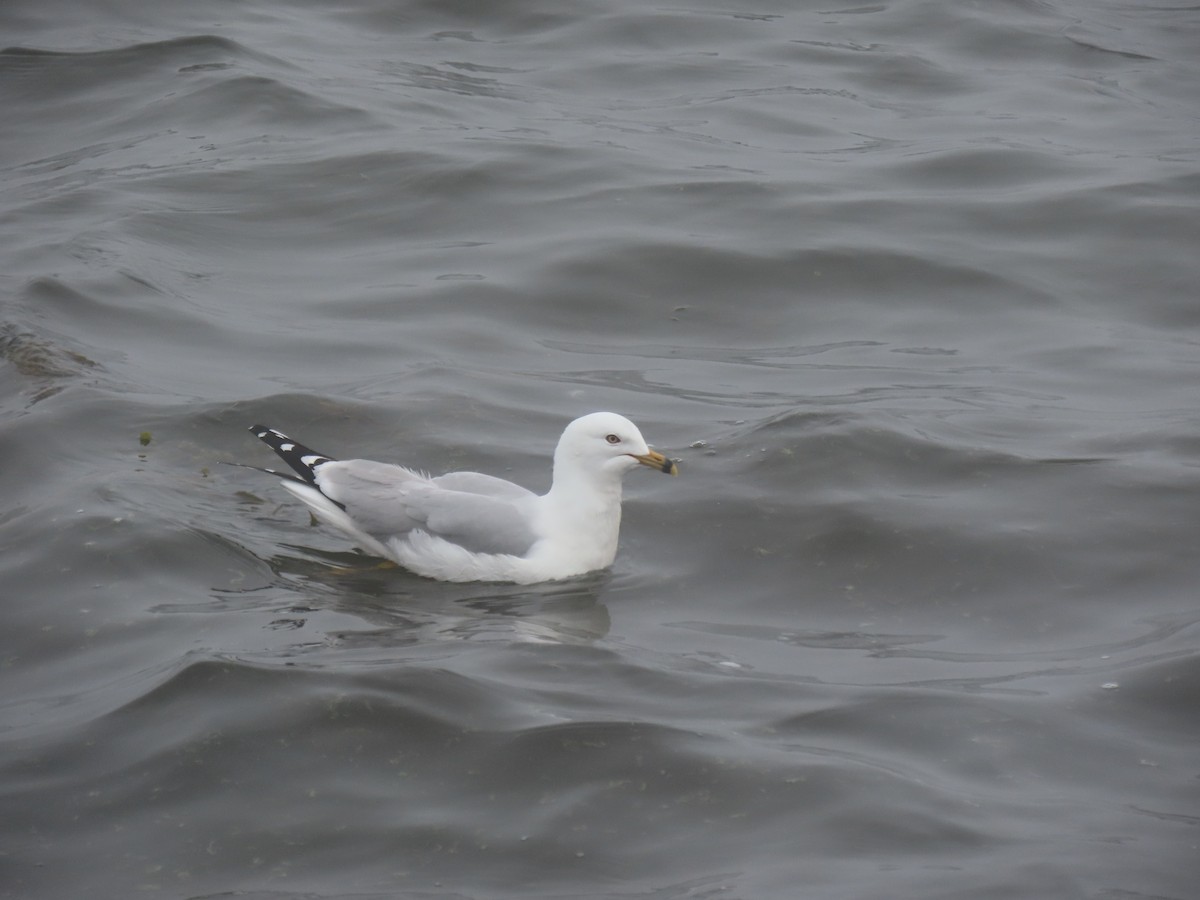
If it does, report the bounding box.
[242,412,677,583]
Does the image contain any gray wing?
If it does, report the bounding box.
[315,460,539,556]
[431,471,537,500]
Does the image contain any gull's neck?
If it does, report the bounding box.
[540,457,625,568]
[546,459,624,506]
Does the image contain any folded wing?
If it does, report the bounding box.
[315,460,539,556]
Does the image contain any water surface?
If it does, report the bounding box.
[2,1,1198,898]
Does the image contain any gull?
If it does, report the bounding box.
[241,412,677,583]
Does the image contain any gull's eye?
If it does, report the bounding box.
[605,434,621,444]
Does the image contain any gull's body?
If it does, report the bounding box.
[243,412,676,583]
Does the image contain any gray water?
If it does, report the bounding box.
[2,1,1198,898]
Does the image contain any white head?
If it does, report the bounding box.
[553,412,677,484]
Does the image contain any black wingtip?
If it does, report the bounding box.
[246,423,337,487]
